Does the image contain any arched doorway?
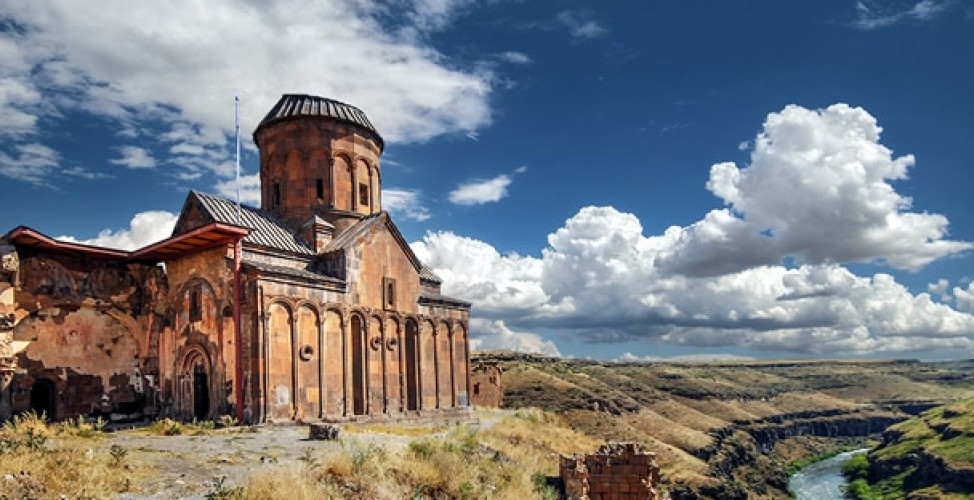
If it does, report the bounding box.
[404,319,420,411]
[181,348,211,421]
[192,360,209,420]
[29,379,56,420]
[351,314,367,416]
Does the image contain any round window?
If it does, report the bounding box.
[299,345,315,361]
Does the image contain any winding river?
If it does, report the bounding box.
[789,448,869,499]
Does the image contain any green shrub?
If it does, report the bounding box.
[844,478,876,500]
[841,453,869,481]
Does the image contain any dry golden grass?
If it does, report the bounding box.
[479,408,601,475]
[245,409,595,499]
[646,399,729,431]
[675,397,761,422]
[621,409,713,451]
[0,412,149,499]
[342,422,448,437]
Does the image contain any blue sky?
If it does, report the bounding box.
[2,0,973,360]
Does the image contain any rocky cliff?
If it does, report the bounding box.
[473,351,974,498]
[866,397,974,497]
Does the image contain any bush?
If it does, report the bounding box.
[146,418,184,436]
[844,478,876,500]
[841,453,869,481]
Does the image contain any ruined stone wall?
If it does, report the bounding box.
[560,443,661,500]
[470,364,503,408]
[7,249,161,421]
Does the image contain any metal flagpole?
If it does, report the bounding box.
[235,95,241,224]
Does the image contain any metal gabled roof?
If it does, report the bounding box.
[185,191,314,255]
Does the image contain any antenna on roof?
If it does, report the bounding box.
[235,95,241,224]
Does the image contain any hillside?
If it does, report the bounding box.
[860,397,974,498]
[474,352,974,498]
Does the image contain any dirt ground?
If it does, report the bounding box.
[104,410,508,499]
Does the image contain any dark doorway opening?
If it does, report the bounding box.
[405,320,420,411]
[351,315,367,415]
[193,362,209,420]
[29,379,56,420]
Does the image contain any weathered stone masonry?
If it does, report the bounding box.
[0,94,472,424]
[561,443,662,500]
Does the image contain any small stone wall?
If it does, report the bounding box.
[470,364,503,408]
[560,443,661,500]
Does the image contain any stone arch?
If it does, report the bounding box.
[177,344,213,420]
[368,312,385,413]
[266,301,294,419]
[370,162,382,212]
[172,276,220,334]
[349,311,369,416]
[453,323,469,407]
[29,378,56,420]
[354,158,372,214]
[403,317,421,411]
[333,153,353,211]
[321,306,344,417]
[437,321,453,407]
[295,303,320,419]
[420,318,437,409]
[308,149,331,206]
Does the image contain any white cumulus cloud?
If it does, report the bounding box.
[657,103,972,276]
[448,166,526,206]
[57,210,178,250]
[468,318,562,357]
[110,146,156,169]
[0,0,494,188]
[415,104,974,357]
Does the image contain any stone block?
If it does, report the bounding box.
[309,422,341,440]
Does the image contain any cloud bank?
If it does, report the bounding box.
[416,104,974,357]
[57,211,177,250]
[0,0,493,187]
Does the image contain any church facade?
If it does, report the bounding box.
[0,94,472,424]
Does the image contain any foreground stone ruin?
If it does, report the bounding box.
[561,443,661,500]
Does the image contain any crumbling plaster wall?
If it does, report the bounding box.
[5,249,162,421]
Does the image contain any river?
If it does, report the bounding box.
[789,448,869,499]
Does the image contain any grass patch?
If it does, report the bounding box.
[0,411,148,498]
[243,409,594,499]
[343,422,448,437]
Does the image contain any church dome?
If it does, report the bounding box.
[253,94,383,149]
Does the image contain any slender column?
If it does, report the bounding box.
[380,316,388,414]
[318,308,325,419]
[463,324,472,407]
[232,239,244,423]
[364,315,371,416]
[291,313,299,419]
[417,322,424,411]
[448,325,456,408]
[341,313,348,417]
[433,327,440,409]
[397,319,404,413]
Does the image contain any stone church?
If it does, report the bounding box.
[0,94,472,424]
